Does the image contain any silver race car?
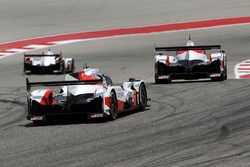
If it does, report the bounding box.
[24,49,74,74]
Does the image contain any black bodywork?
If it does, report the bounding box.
[27,94,103,119]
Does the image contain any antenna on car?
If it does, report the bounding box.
[83,63,89,69]
[189,34,191,40]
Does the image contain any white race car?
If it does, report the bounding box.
[24,49,74,74]
[26,68,148,124]
[154,38,227,83]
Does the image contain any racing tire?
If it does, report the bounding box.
[108,91,118,121]
[138,84,147,111]
[60,62,66,74]
[155,77,162,84]
[155,74,171,84]
[70,59,75,73]
[224,67,227,80]
[211,71,226,81]
[155,73,161,84]
[23,65,30,75]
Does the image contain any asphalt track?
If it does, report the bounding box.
[1,1,250,166]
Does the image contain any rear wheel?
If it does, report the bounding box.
[139,84,147,111]
[155,73,171,84]
[211,71,226,81]
[61,62,66,74]
[154,65,160,84]
[220,71,226,81]
[70,59,75,73]
[155,73,161,84]
[155,78,161,84]
[109,91,118,121]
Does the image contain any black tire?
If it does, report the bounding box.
[139,84,147,111]
[23,64,29,74]
[155,73,161,84]
[211,71,225,81]
[109,91,118,121]
[60,62,65,74]
[220,71,226,81]
[155,73,171,84]
[155,78,161,84]
[70,59,75,73]
[23,64,26,73]
[224,63,227,80]
[31,101,47,125]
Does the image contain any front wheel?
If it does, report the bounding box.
[139,84,147,111]
[108,91,118,121]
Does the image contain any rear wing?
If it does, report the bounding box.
[24,52,62,57]
[26,78,103,92]
[155,45,221,52]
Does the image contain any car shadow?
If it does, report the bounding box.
[148,79,222,85]
[21,109,150,127]
[20,115,106,127]
[24,72,65,76]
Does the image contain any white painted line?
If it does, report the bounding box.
[237,73,250,75]
[49,39,84,45]
[239,72,250,76]
[239,63,250,65]
[24,45,51,49]
[6,48,31,53]
[0,52,14,56]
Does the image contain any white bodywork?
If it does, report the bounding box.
[29,68,146,118]
[30,56,56,66]
[24,50,74,73]
[155,49,226,66]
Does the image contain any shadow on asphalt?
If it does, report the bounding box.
[147,78,230,85]
[20,108,150,127]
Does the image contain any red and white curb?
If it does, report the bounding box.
[234,60,250,79]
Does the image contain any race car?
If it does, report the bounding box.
[26,68,148,124]
[154,39,227,83]
[23,49,74,74]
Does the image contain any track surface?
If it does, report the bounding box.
[1,1,250,166]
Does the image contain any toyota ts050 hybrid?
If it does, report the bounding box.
[26,68,148,124]
[24,49,74,74]
[154,39,227,83]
